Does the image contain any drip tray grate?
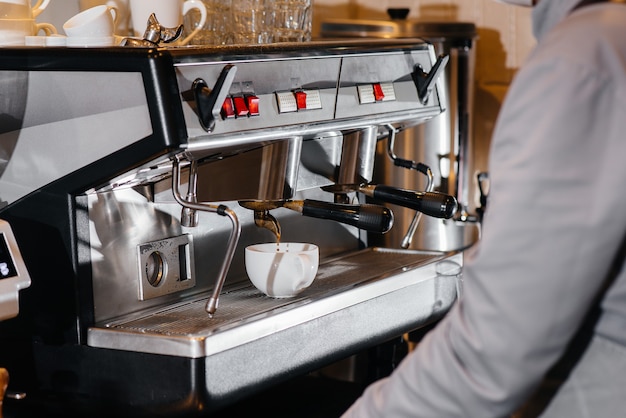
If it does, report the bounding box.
[88,248,458,358]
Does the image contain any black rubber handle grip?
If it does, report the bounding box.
[301,200,394,234]
[371,186,457,219]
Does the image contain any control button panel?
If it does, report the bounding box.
[357,82,396,104]
[275,89,323,113]
[178,57,343,137]
[220,81,260,120]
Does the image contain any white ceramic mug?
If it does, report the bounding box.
[129,0,207,45]
[245,242,319,298]
[0,18,56,45]
[63,4,118,38]
[79,0,131,36]
[0,0,50,19]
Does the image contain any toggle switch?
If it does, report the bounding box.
[373,83,385,101]
[294,90,307,110]
[232,96,249,117]
[276,89,323,113]
[220,96,235,119]
[245,95,260,116]
[357,82,396,104]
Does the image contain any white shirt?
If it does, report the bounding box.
[342,1,626,416]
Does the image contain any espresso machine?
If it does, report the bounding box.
[0,39,462,416]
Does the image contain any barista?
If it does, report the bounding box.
[342,0,626,416]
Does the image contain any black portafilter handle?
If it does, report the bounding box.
[361,185,458,219]
[296,200,394,234]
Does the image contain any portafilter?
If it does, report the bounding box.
[239,199,394,238]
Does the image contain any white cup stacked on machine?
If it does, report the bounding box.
[63,4,119,47]
[0,0,56,46]
[79,0,132,37]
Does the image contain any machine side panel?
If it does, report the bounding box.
[0,71,151,204]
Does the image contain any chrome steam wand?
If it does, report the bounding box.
[172,157,241,317]
[384,124,435,249]
[180,159,199,227]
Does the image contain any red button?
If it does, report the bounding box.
[220,97,235,119]
[294,90,307,110]
[373,83,385,101]
[246,95,260,116]
[232,96,249,117]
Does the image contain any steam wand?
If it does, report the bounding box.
[172,157,241,317]
[180,159,199,227]
[384,124,436,249]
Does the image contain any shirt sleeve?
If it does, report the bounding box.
[341,20,626,418]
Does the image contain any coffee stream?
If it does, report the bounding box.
[272,217,281,249]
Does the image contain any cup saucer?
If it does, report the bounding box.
[25,35,45,46]
[65,35,115,47]
[24,35,66,47]
[44,34,67,46]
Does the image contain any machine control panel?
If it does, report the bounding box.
[275,89,323,113]
[357,82,396,104]
[221,81,261,119]
[0,219,31,321]
[221,95,260,119]
[176,48,443,149]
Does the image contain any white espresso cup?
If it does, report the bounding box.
[0,18,56,45]
[63,4,118,38]
[0,0,50,19]
[245,242,319,298]
[79,0,131,36]
[129,0,207,45]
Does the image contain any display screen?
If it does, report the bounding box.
[0,233,18,280]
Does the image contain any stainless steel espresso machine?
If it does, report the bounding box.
[0,40,462,416]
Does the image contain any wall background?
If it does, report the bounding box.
[39,0,536,178]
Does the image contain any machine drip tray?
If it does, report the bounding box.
[88,248,462,359]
